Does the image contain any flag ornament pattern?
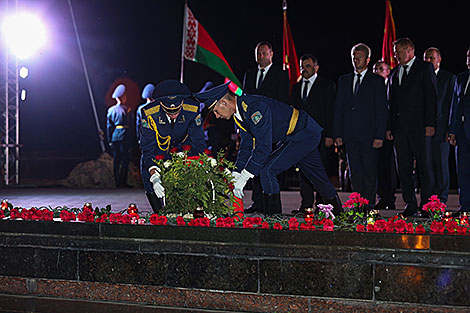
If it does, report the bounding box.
[183,6,242,91]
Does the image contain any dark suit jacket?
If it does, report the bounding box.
[449,70,470,141]
[243,64,290,103]
[388,58,437,133]
[291,76,336,138]
[334,70,388,143]
[435,69,456,142]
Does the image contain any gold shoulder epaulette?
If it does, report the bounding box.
[182,103,198,113]
[144,105,160,116]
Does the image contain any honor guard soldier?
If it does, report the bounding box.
[137,83,160,212]
[139,80,207,210]
[195,82,343,216]
[107,84,131,188]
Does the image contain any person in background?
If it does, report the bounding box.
[334,43,388,209]
[107,84,131,188]
[423,47,456,203]
[291,54,336,214]
[242,41,290,214]
[448,45,470,217]
[387,37,437,217]
[373,60,397,210]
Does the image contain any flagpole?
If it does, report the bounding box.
[180,0,188,83]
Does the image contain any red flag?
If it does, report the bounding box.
[282,2,300,88]
[382,0,397,68]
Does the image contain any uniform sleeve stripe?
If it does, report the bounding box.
[183,103,198,112]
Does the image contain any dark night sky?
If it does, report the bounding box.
[11,0,470,177]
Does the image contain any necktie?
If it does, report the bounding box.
[257,68,265,89]
[401,65,408,85]
[302,80,309,101]
[353,73,361,95]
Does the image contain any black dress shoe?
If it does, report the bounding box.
[291,208,306,215]
[419,210,430,218]
[399,205,418,218]
[244,205,261,214]
[375,200,396,210]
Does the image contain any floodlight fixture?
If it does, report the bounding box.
[2,12,46,59]
[19,66,28,78]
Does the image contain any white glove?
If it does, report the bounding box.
[232,169,254,199]
[149,167,165,198]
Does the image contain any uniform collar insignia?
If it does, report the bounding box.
[158,116,166,124]
[242,101,248,112]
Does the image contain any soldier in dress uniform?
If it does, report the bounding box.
[136,83,160,212]
[139,80,207,208]
[107,84,131,188]
[195,82,343,216]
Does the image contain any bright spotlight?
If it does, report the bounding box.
[2,13,46,59]
[19,66,29,78]
[21,89,27,101]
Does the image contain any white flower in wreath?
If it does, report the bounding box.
[163,160,172,168]
[209,158,217,167]
[177,152,185,158]
[224,168,231,176]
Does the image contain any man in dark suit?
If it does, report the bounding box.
[448,46,470,216]
[291,54,336,213]
[242,41,290,213]
[373,61,397,210]
[386,37,437,217]
[424,47,456,203]
[334,43,388,207]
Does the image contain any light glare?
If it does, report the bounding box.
[2,13,46,59]
[19,66,29,78]
[21,89,27,101]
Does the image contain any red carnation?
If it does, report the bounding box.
[10,208,20,219]
[155,154,165,160]
[288,217,299,230]
[120,214,132,224]
[273,222,283,230]
[181,144,192,151]
[109,213,122,224]
[374,219,386,232]
[415,224,426,234]
[41,209,53,221]
[456,226,467,235]
[445,220,458,234]
[261,221,270,229]
[170,147,179,154]
[156,215,168,225]
[204,149,212,155]
[149,214,159,225]
[430,221,445,234]
[405,223,415,233]
[366,224,376,232]
[322,219,334,231]
[176,216,186,226]
[394,219,407,233]
[242,218,253,228]
[0,210,4,219]
[356,224,366,232]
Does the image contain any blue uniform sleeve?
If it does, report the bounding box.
[106,108,114,143]
[139,111,158,171]
[235,128,254,172]
[136,107,142,144]
[243,103,272,176]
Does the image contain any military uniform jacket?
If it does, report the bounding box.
[235,94,323,176]
[139,99,206,170]
[107,103,130,143]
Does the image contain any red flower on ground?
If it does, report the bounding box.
[176,216,186,226]
[41,209,53,221]
[356,224,366,232]
[322,219,334,231]
[0,210,4,219]
[181,144,192,151]
[261,221,270,229]
[300,222,316,231]
[405,223,415,234]
[203,149,212,155]
[242,218,253,229]
[10,208,21,219]
[155,154,165,160]
[156,215,167,225]
[430,221,445,234]
[415,224,426,234]
[109,213,122,224]
[366,224,376,232]
[394,219,407,233]
[149,214,159,225]
[60,210,76,222]
[288,217,299,230]
[170,147,179,154]
[120,214,132,224]
[273,222,283,230]
[445,220,458,234]
[374,219,386,233]
[384,220,395,233]
[456,226,468,235]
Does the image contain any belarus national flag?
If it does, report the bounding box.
[183,5,242,94]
